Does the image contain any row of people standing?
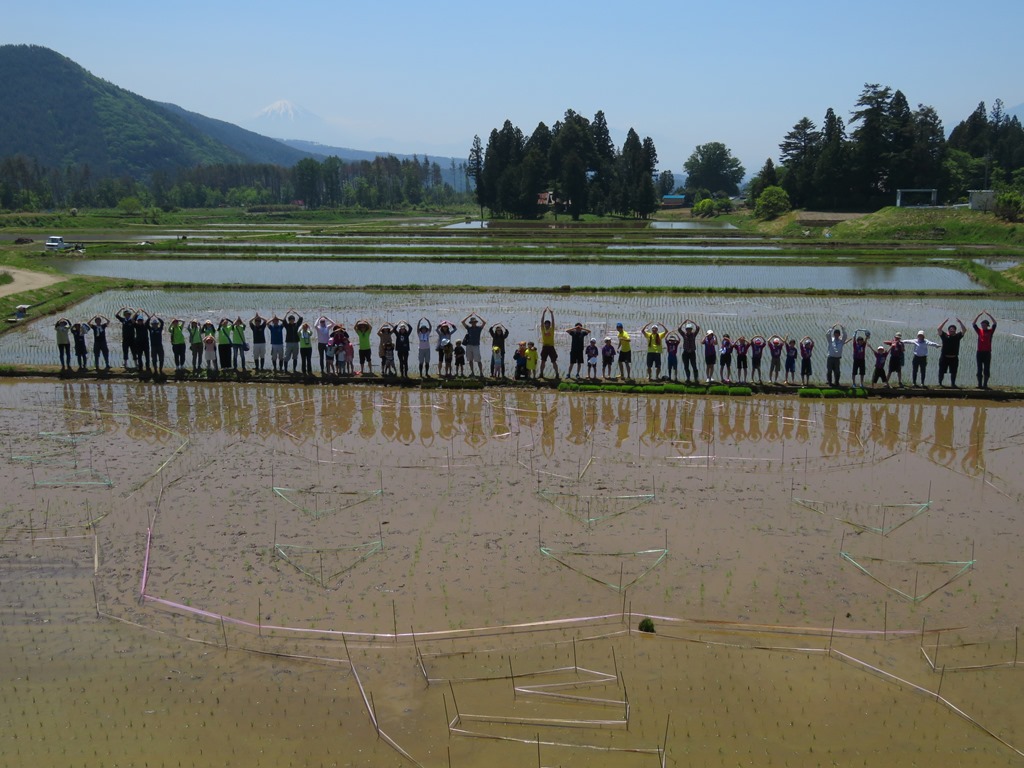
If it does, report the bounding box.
[52,306,999,389]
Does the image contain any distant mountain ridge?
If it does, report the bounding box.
[157,102,312,167]
[0,44,465,182]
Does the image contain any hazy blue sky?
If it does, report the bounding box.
[5,0,1022,175]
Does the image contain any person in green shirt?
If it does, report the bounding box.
[354,319,373,374]
[188,319,204,374]
[216,318,233,370]
[298,321,314,376]
[169,318,187,372]
[231,317,248,371]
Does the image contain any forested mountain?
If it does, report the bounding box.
[0,45,255,177]
[157,103,312,167]
[0,45,476,211]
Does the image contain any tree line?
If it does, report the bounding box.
[0,153,472,213]
[467,109,661,220]
[746,85,1024,212]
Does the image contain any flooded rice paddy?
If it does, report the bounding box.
[2,379,1024,766]
[38,258,983,291]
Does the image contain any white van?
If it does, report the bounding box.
[44,236,68,251]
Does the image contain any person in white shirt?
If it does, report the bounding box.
[315,316,334,372]
[825,324,848,386]
[908,330,940,387]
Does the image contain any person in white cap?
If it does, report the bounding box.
[886,332,906,386]
[677,319,701,384]
[909,329,939,387]
[585,337,600,380]
[701,329,718,383]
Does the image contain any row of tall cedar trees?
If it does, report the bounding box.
[0,153,466,212]
[748,85,1024,211]
[467,110,660,220]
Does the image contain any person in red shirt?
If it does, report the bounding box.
[973,311,997,389]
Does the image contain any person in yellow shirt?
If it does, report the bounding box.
[539,307,559,379]
[525,341,539,380]
[616,322,632,380]
[641,321,667,381]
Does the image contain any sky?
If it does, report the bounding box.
[4,0,1023,177]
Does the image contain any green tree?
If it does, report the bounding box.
[657,170,675,197]
[948,102,990,158]
[754,185,791,220]
[588,110,617,214]
[910,105,947,191]
[692,198,716,217]
[481,121,525,217]
[118,195,141,214]
[683,142,745,196]
[994,190,1023,222]
[467,134,485,217]
[811,108,851,210]
[747,158,778,206]
[884,89,917,191]
[550,110,594,219]
[849,83,893,205]
[321,156,342,207]
[293,157,322,208]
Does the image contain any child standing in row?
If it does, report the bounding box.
[665,334,680,381]
[585,338,599,380]
[601,337,615,378]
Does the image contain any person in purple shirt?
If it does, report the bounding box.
[677,320,700,384]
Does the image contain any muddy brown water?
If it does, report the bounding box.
[2,380,1023,766]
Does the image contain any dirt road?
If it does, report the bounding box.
[0,267,61,299]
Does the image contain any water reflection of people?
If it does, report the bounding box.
[641,399,663,448]
[436,398,456,442]
[846,402,864,457]
[730,401,748,444]
[379,394,398,442]
[418,397,435,446]
[883,405,901,453]
[693,399,711,452]
[928,405,956,467]
[567,397,588,446]
[490,395,511,440]
[396,393,415,445]
[820,401,840,457]
[615,398,632,449]
[717,399,734,443]
[764,403,781,443]
[906,404,924,454]
[794,401,809,444]
[464,394,488,450]
[747,402,762,444]
[962,406,986,477]
[782,399,798,442]
[358,391,377,440]
[539,397,557,457]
